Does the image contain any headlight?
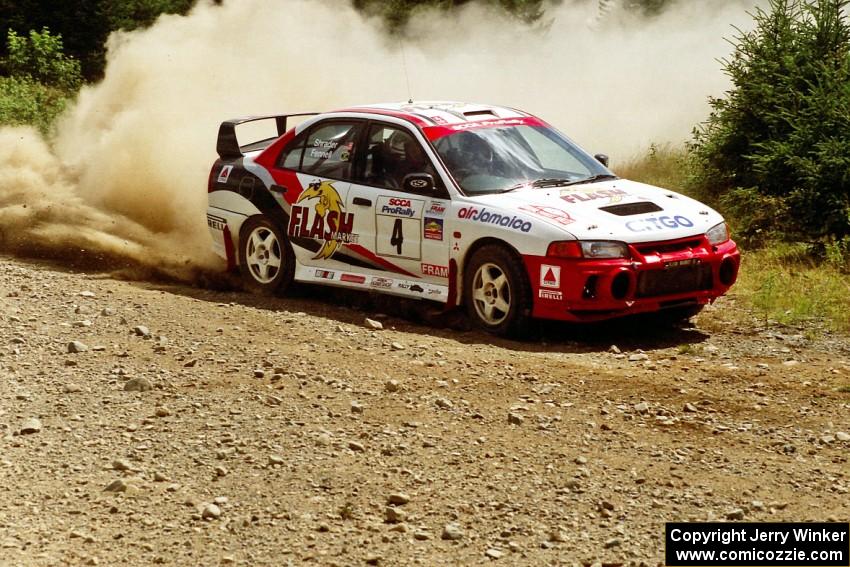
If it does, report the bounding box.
[706,222,730,245]
[547,241,629,259]
[581,241,630,258]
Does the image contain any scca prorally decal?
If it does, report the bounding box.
[422,263,449,278]
[561,187,627,204]
[457,207,532,233]
[518,204,575,226]
[378,196,422,218]
[217,165,233,183]
[424,217,444,241]
[626,215,694,232]
[288,180,358,259]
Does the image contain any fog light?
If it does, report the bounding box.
[719,257,737,285]
[611,272,631,300]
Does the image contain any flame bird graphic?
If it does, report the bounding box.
[295,180,345,260]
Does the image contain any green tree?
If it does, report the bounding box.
[0,27,80,133]
[689,0,850,247]
[0,0,196,81]
[6,28,82,90]
[0,76,72,133]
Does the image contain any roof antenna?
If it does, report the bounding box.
[400,39,413,104]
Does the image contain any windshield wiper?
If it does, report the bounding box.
[558,174,619,187]
[498,178,574,193]
[496,174,618,194]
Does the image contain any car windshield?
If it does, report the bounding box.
[431,125,612,195]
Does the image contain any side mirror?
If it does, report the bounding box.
[594,153,610,168]
[403,173,435,194]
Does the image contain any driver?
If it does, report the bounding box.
[457,132,494,172]
[392,136,434,188]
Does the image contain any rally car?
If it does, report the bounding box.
[207,102,739,336]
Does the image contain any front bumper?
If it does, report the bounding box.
[524,235,740,322]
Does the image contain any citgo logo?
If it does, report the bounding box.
[626,215,694,232]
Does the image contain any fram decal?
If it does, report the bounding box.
[340,273,366,284]
[540,265,561,289]
[370,277,393,289]
[539,289,563,301]
[288,180,358,259]
[626,215,694,232]
[518,204,575,226]
[217,165,233,183]
[427,202,446,216]
[561,188,627,205]
[314,269,335,280]
[457,207,532,233]
[422,263,449,278]
[424,217,444,241]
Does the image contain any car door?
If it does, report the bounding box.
[345,122,451,297]
[273,120,364,273]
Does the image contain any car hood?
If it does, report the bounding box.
[471,179,724,243]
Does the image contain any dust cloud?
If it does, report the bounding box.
[0,0,760,279]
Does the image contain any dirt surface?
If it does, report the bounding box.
[1,254,848,566]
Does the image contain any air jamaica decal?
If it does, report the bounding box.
[288,180,357,259]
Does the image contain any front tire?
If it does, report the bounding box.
[238,216,294,295]
[463,245,532,337]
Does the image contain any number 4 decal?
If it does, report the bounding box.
[390,218,404,254]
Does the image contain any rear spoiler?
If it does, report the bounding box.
[216,113,319,160]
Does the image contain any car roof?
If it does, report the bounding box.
[335,101,532,127]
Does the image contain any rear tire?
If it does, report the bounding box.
[463,245,532,337]
[238,216,295,295]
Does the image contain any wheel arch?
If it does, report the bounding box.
[237,209,291,266]
[456,237,530,307]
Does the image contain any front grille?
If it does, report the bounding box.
[599,202,663,216]
[636,262,713,298]
[636,239,702,255]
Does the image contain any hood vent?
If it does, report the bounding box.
[599,202,663,216]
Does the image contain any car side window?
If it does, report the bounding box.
[277,121,361,181]
[363,124,444,194]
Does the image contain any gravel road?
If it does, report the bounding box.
[1,255,848,566]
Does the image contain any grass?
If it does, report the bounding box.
[613,143,689,193]
[733,245,850,332]
[619,145,850,333]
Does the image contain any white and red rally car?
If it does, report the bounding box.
[207,102,739,336]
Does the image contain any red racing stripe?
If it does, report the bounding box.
[344,243,419,278]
